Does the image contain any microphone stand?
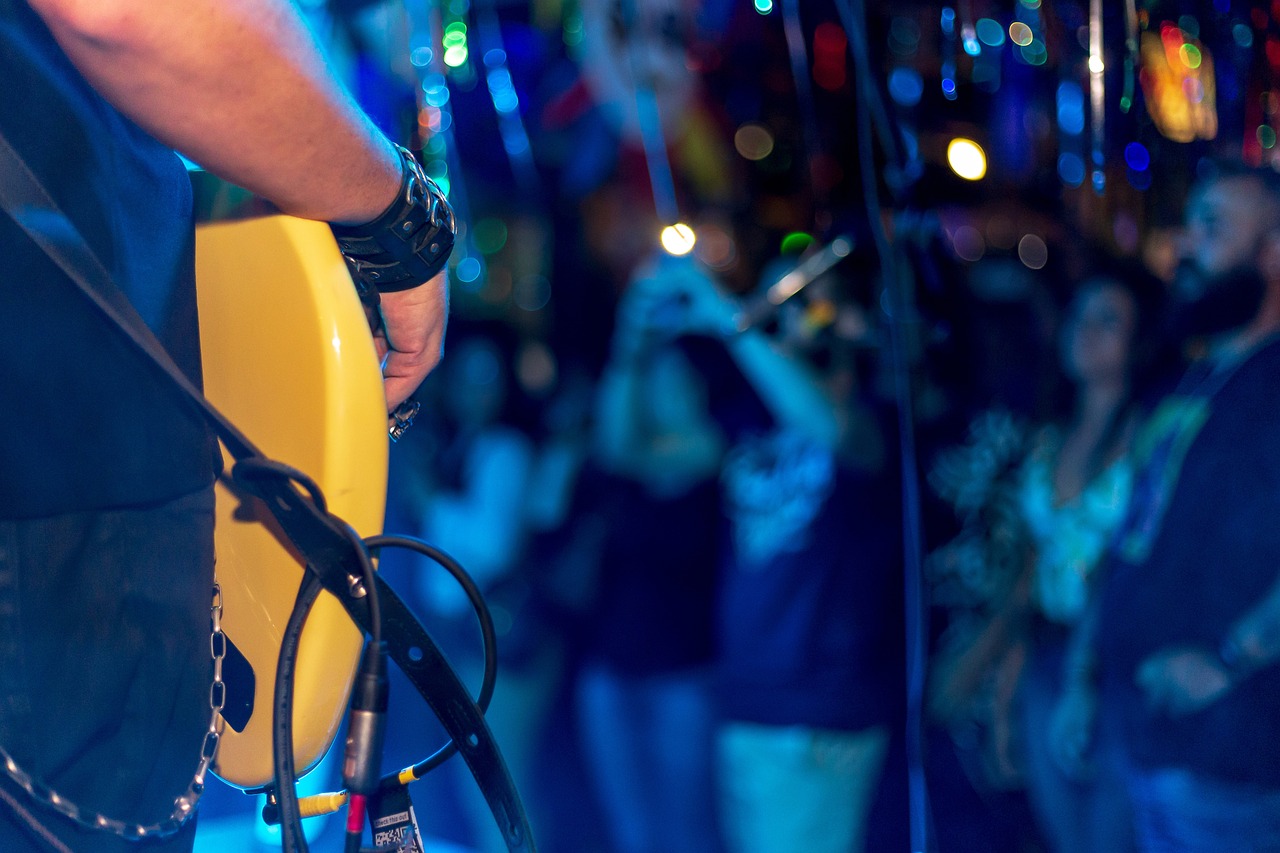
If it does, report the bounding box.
[832,0,934,849]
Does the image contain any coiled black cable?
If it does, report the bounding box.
[364,534,498,781]
[266,531,498,851]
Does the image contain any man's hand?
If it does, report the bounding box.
[1136,646,1234,717]
[616,255,737,347]
[374,272,448,410]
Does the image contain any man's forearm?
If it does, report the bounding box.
[30,0,400,224]
[725,330,840,448]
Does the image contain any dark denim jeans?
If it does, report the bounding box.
[1018,639,1139,853]
[0,488,214,853]
[576,663,723,853]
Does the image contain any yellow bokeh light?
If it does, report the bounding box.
[734,123,776,161]
[1009,22,1034,47]
[947,138,987,181]
[661,223,697,256]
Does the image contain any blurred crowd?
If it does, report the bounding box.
[366,159,1280,853]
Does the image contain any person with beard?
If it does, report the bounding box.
[1050,162,1280,851]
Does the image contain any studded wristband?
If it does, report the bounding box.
[331,144,456,300]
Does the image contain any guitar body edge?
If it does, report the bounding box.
[194,214,388,789]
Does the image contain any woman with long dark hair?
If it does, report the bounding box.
[1014,263,1167,853]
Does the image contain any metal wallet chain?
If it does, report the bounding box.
[0,582,227,843]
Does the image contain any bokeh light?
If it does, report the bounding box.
[1057,152,1085,186]
[1021,41,1048,65]
[951,225,985,262]
[781,232,815,254]
[976,18,1005,47]
[513,274,552,312]
[890,17,921,56]
[473,218,509,255]
[444,45,469,67]
[661,223,697,256]
[734,123,775,161]
[455,256,482,283]
[947,138,987,180]
[1124,142,1151,171]
[889,67,924,106]
[1018,234,1049,269]
[1057,82,1085,134]
[694,225,737,270]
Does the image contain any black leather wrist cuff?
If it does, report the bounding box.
[331,144,456,300]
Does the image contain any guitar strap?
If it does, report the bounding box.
[0,133,535,853]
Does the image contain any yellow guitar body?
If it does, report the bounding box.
[193,214,388,790]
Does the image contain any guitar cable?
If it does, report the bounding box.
[241,458,386,853]
[364,535,498,779]
[261,532,498,849]
[273,570,323,853]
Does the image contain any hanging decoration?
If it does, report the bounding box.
[1139,21,1218,144]
[1088,0,1105,193]
[578,0,697,145]
[1242,3,1280,167]
[1120,0,1139,113]
[405,0,485,287]
[941,6,958,100]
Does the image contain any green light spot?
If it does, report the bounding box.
[780,231,815,254]
[754,0,773,14]
[443,44,469,67]
[976,18,1005,47]
[1179,43,1202,69]
[1259,125,1277,149]
[473,218,509,255]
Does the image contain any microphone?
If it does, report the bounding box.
[727,235,855,334]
